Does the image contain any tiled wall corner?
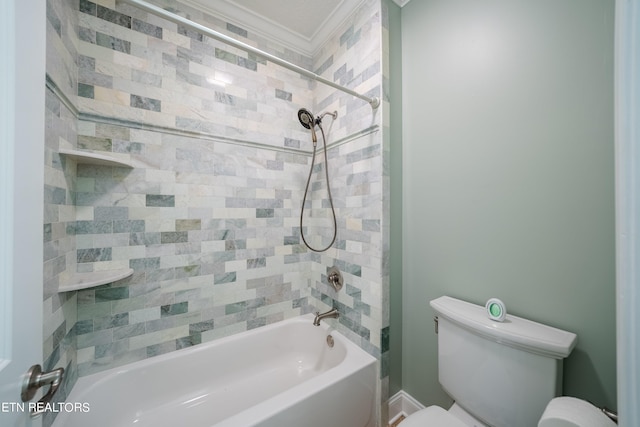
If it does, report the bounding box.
[305,0,388,388]
[44,1,81,426]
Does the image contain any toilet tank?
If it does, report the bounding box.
[431,296,577,427]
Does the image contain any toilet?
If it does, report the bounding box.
[401,296,617,427]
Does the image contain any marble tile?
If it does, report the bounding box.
[44,3,387,414]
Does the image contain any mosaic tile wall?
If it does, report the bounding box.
[43,0,388,423]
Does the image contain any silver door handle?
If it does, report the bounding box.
[21,364,64,417]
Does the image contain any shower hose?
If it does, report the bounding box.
[300,121,337,252]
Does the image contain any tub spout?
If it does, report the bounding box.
[313,308,339,326]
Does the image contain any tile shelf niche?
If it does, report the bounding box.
[58,268,134,292]
[59,148,135,168]
[57,148,135,292]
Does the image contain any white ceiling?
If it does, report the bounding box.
[181,0,409,57]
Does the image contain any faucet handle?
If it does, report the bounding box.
[327,267,343,292]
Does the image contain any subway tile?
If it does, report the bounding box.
[72,220,113,234]
[78,64,113,89]
[237,57,257,71]
[314,55,333,75]
[214,272,236,285]
[132,18,162,39]
[77,329,113,349]
[283,138,300,148]
[176,219,201,231]
[114,220,145,233]
[77,247,112,263]
[96,32,131,54]
[256,209,273,218]
[94,313,129,331]
[130,94,161,112]
[95,339,129,359]
[347,29,362,49]
[214,48,236,64]
[132,69,162,87]
[44,185,67,205]
[79,0,96,16]
[177,25,203,42]
[94,206,128,221]
[113,323,146,340]
[95,286,129,302]
[146,341,176,357]
[247,52,267,66]
[78,83,95,99]
[340,26,354,46]
[129,257,160,271]
[226,23,248,38]
[96,5,131,29]
[161,302,188,317]
[175,265,200,278]
[145,194,175,207]
[275,89,292,102]
[78,135,112,151]
[160,231,188,244]
[189,320,214,334]
[247,258,266,269]
[176,334,201,349]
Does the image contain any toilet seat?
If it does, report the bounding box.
[400,406,468,427]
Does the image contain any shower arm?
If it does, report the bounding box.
[120,0,381,110]
[317,111,338,122]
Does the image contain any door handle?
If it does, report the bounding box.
[21,364,64,417]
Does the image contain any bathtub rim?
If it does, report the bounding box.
[54,313,377,427]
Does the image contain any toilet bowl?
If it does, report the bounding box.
[401,296,615,427]
[402,397,616,427]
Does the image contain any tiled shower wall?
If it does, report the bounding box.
[313,4,388,382]
[70,0,318,376]
[305,0,389,412]
[44,2,80,424]
[44,0,387,422]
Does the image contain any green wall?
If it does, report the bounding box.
[400,0,616,410]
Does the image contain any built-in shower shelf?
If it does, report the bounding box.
[58,268,134,292]
[59,148,134,168]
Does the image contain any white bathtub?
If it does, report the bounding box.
[52,314,377,427]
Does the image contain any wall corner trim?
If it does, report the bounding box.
[388,390,425,423]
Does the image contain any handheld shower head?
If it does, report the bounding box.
[297,108,317,144]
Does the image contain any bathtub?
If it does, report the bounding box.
[52,314,377,427]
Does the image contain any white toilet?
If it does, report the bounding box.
[401,296,617,427]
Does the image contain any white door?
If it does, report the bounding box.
[0,0,46,425]
[615,1,640,425]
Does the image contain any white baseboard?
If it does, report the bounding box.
[388,390,425,423]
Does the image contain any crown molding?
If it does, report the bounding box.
[309,0,366,57]
[182,0,313,56]
[391,0,411,7]
[180,0,365,58]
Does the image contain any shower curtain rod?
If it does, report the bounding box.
[121,0,381,109]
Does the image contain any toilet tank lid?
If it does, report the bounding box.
[430,296,577,359]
